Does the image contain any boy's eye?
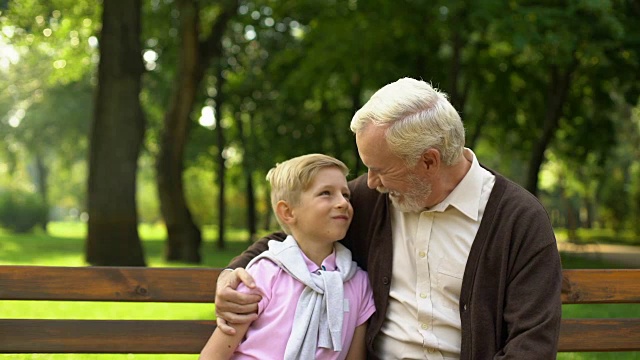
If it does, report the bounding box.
[319,190,331,196]
[343,193,351,201]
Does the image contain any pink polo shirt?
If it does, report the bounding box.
[232,247,375,360]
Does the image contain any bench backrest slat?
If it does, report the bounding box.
[559,318,640,352]
[2,266,638,304]
[561,269,640,304]
[0,266,220,302]
[1,266,639,354]
[2,318,639,354]
[0,319,214,353]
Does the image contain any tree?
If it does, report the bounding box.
[0,0,98,228]
[485,1,639,196]
[86,0,146,266]
[156,0,235,262]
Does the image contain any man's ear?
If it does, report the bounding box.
[276,200,295,225]
[420,148,441,172]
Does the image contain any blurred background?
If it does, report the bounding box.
[1,0,639,267]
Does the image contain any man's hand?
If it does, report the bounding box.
[215,268,261,335]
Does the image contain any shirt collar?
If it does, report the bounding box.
[300,245,338,273]
[428,148,483,221]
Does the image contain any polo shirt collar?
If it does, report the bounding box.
[300,244,338,273]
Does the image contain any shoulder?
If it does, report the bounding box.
[247,257,282,274]
[482,166,556,248]
[239,258,285,295]
[485,167,548,215]
[346,268,373,293]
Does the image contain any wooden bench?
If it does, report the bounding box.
[0,266,639,354]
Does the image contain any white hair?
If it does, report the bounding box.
[350,77,465,166]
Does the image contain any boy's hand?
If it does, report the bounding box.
[215,268,261,335]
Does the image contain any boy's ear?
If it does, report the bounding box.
[276,200,295,225]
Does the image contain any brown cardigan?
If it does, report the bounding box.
[230,169,562,359]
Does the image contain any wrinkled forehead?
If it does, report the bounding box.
[355,126,401,170]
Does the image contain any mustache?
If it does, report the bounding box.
[377,187,401,198]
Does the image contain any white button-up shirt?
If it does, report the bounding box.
[374,149,495,359]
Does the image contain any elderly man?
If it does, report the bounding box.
[215,77,562,359]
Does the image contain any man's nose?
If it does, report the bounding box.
[367,170,380,189]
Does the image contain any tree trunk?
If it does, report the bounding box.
[583,197,593,229]
[156,0,235,262]
[34,153,49,231]
[564,196,578,243]
[215,65,227,250]
[449,23,463,111]
[262,187,272,231]
[350,73,362,175]
[245,171,257,243]
[466,105,488,150]
[232,110,258,243]
[156,0,203,263]
[86,0,146,266]
[525,59,578,196]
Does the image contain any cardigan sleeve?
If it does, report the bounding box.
[461,173,563,360]
[228,231,287,268]
[497,198,563,359]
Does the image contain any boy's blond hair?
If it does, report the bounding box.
[266,153,349,234]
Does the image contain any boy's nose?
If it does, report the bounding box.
[336,195,349,207]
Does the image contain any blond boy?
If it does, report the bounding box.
[200,154,375,360]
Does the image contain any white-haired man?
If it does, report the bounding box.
[215,77,562,359]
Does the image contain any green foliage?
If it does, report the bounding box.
[631,162,640,236]
[0,0,95,227]
[2,0,640,241]
[0,187,47,233]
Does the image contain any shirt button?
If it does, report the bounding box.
[421,323,428,330]
[382,277,390,285]
[419,251,426,258]
[420,292,427,299]
[427,347,436,353]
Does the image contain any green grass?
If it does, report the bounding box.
[555,227,640,246]
[560,252,630,270]
[0,222,256,267]
[1,223,639,359]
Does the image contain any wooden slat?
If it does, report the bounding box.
[559,318,640,352]
[0,319,215,353]
[3,318,640,353]
[561,269,640,304]
[0,266,221,302]
[2,267,638,304]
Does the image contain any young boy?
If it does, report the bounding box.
[199,154,375,360]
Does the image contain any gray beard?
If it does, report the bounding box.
[388,174,432,213]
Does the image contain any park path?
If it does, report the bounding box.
[557,241,640,268]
